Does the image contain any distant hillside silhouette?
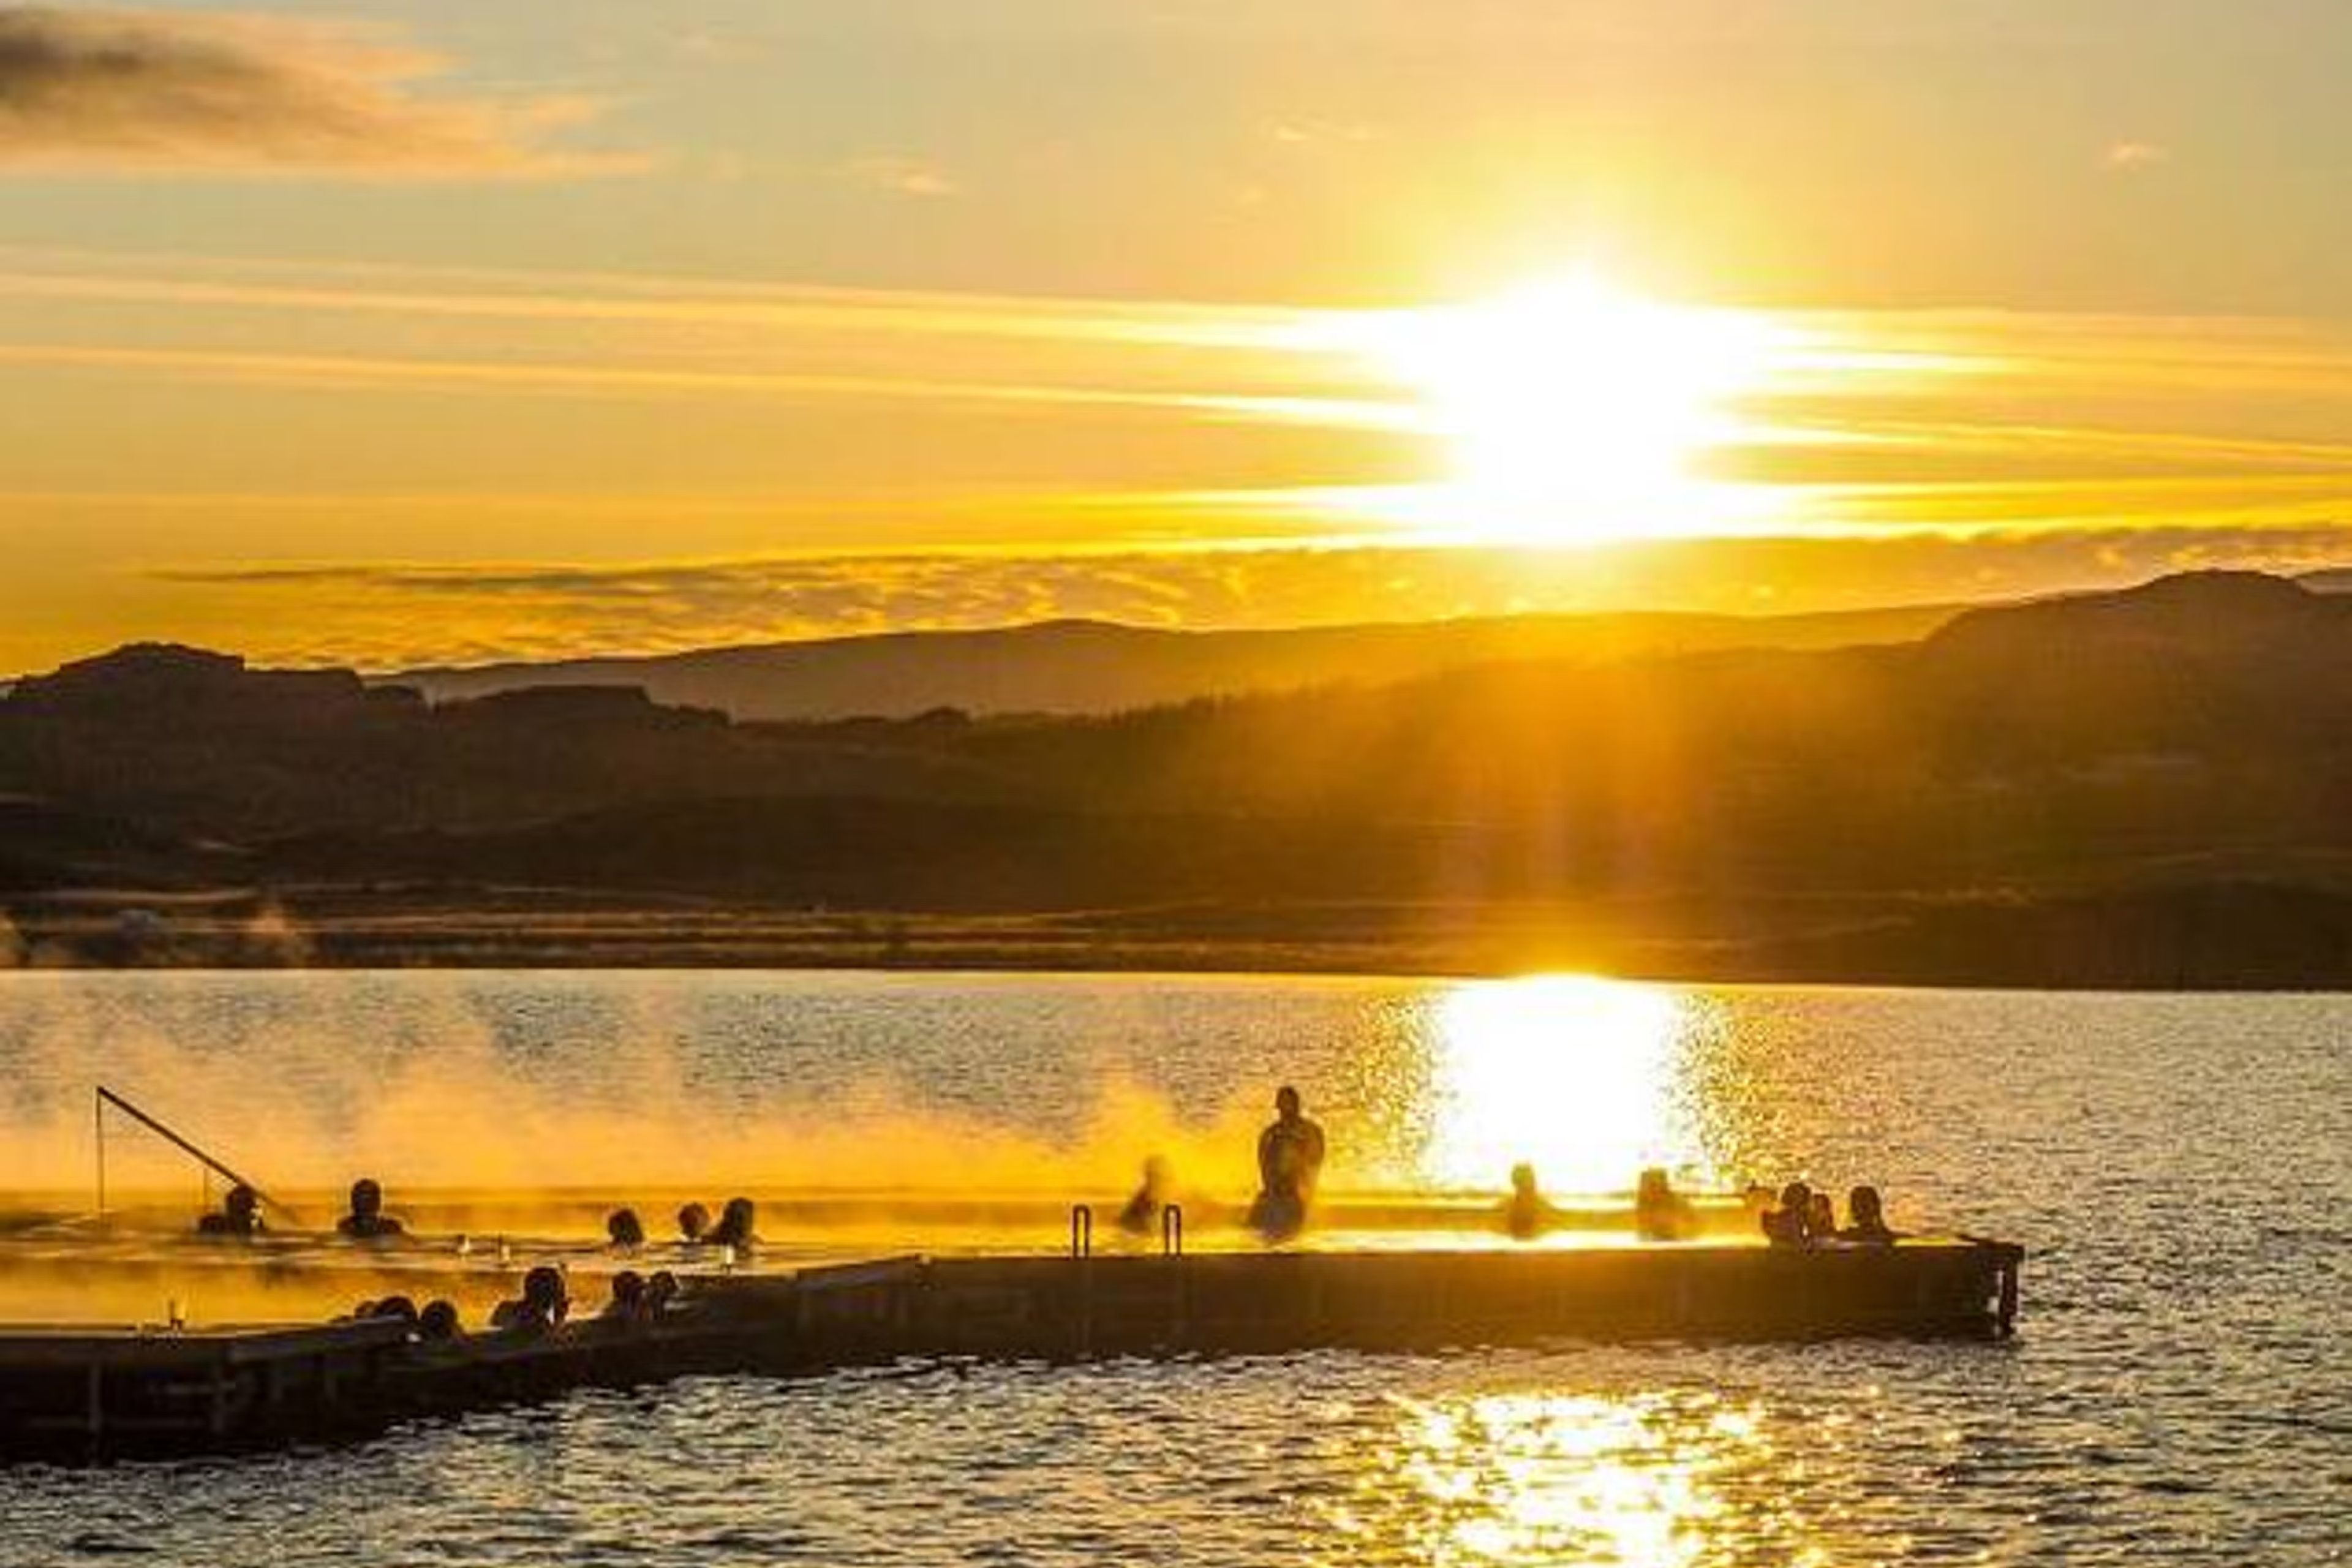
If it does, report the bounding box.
[388,603,1961,720]
[7,571,2352,984]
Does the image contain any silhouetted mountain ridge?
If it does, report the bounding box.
[386,602,1963,720]
[6,570,2352,983]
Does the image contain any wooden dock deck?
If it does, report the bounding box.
[0,1237,2023,1463]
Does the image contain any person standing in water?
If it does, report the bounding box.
[1249,1085,1326,1240]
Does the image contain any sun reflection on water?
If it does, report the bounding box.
[1333,1386,1809,1568]
[1423,975,1713,1196]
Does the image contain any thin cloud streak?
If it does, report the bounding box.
[0,340,1409,428]
[0,245,1319,349]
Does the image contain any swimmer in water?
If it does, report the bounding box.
[601,1270,649,1323]
[1118,1156,1174,1237]
[1762,1180,1812,1246]
[336,1178,406,1241]
[1501,1163,1556,1241]
[489,1265,570,1334]
[1634,1167,1699,1243]
[195,1183,264,1238]
[1840,1185,1900,1245]
[706,1197,759,1254]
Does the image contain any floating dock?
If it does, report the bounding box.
[0,1235,2022,1463]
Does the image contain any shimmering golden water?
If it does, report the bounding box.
[1,971,2346,1565]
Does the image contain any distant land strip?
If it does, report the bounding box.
[6,568,2352,988]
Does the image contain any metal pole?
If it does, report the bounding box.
[94,1088,106,1220]
[94,1085,296,1223]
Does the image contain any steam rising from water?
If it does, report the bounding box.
[0,974,1314,1325]
[0,974,1275,1207]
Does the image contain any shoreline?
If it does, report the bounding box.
[7,895,2352,990]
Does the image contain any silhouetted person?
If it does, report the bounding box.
[1807,1191,1838,1242]
[1501,1163,1555,1240]
[707,1197,758,1254]
[1118,1156,1174,1236]
[196,1183,264,1238]
[606,1207,646,1250]
[1634,1167,1698,1242]
[337,1178,405,1240]
[1249,1085,1326,1240]
[601,1269,648,1322]
[491,1265,570,1334]
[1840,1185,1899,1245]
[644,1270,680,1319]
[364,1294,419,1324]
[1762,1180,1812,1246]
[677,1202,711,1245]
[418,1299,461,1340]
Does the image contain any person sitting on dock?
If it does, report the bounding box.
[1633,1167,1699,1242]
[606,1207,646,1251]
[418,1299,462,1340]
[1500,1163,1557,1240]
[707,1197,759,1256]
[195,1183,265,1238]
[644,1270,680,1319]
[1839,1185,1900,1245]
[677,1202,711,1246]
[1248,1086,1327,1240]
[1807,1190,1839,1242]
[1762,1180,1813,1246]
[336,1178,407,1241]
[1118,1156,1174,1236]
[490,1265,570,1335]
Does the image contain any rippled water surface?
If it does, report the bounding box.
[0,972,2346,1566]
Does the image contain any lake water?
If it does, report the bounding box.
[0,971,2346,1565]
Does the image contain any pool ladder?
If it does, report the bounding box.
[1068,1202,1184,1259]
[1068,1202,1189,1359]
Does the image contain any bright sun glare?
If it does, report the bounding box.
[1352,273,1795,546]
[1427,973,1709,1196]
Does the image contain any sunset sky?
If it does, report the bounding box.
[5,0,2352,671]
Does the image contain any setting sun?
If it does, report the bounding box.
[1345,273,1797,546]
[1426,973,1708,1194]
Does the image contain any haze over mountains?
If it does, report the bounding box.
[4,570,2352,985]
[388,602,1964,721]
